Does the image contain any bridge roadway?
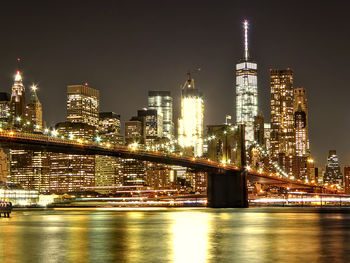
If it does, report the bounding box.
[0,130,330,207]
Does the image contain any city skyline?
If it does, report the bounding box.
[0,1,348,166]
[1,2,350,262]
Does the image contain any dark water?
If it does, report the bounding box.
[0,207,350,263]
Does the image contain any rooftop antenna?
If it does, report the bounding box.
[243,19,249,60]
[17,57,22,72]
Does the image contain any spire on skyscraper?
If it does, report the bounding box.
[10,59,26,120]
[243,19,249,61]
[235,19,258,147]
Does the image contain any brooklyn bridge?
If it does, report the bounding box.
[0,128,332,208]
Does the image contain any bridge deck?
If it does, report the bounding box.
[0,130,327,191]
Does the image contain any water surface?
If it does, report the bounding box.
[0,207,349,262]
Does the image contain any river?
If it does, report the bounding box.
[0,207,349,262]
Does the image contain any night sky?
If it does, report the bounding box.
[0,1,349,167]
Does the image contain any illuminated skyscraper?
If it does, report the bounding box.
[0,92,11,128]
[270,68,295,175]
[49,84,99,194]
[324,150,342,186]
[125,118,145,145]
[96,112,124,193]
[8,70,50,192]
[294,87,309,157]
[294,104,307,157]
[95,155,122,193]
[25,85,43,132]
[49,122,96,194]
[10,70,26,124]
[98,112,123,145]
[178,74,204,157]
[145,163,177,189]
[148,91,173,138]
[8,149,50,193]
[137,109,163,145]
[264,123,271,155]
[67,84,99,127]
[235,19,258,146]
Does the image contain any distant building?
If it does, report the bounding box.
[8,150,50,193]
[263,123,271,155]
[125,109,164,146]
[294,104,307,157]
[67,84,99,127]
[270,68,295,175]
[95,155,123,194]
[145,163,177,189]
[148,91,174,139]
[294,88,309,156]
[324,150,342,186]
[49,84,99,194]
[10,70,26,124]
[96,112,124,193]
[25,85,43,132]
[306,158,316,183]
[55,121,96,141]
[122,159,146,185]
[8,71,50,193]
[49,122,96,194]
[0,92,11,128]
[98,112,123,145]
[235,20,258,147]
[137,109,163,145]
[49,153,95,194]
[178,74,204,157]
[254,113,264,146]
[344,166,350,194]
[185,171,207,194]
[125,118,144,145]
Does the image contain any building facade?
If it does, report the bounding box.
[270,68,295,175]
[98,112,123,145]
[125,118,145,145]
[294,88,309,157]
[0,92,11,128]
[96,112,124,193]
[178,74,204,157]
[10,70,26,124]
[67,84,99,127]
[137,109,163,145]
[49,122,96,193]
[49,85,99,194]
[235,20,258,147]
[25,86,43,132]
[148,91,174,139]
[324,150,343,186]
[8,149,50,193]
[145,163,177,189]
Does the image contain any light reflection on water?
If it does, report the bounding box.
[0,208,349,262]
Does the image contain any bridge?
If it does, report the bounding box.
[0,129,330,208]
